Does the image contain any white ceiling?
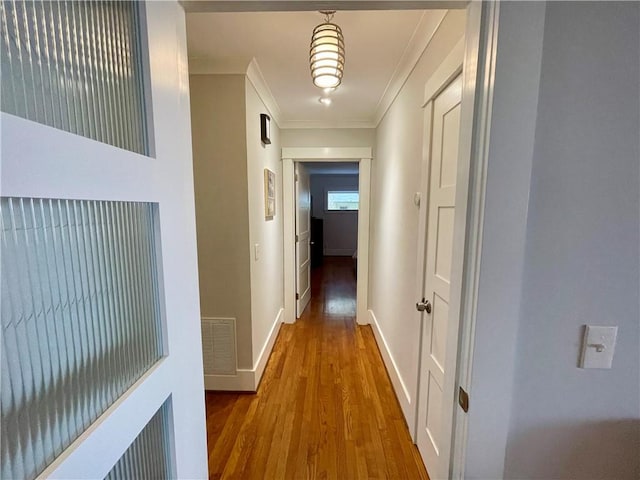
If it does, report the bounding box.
[186,10,438,128]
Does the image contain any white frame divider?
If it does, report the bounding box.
[450,2,500,478]
[282,147,372,325]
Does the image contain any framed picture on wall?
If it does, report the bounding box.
[264,169,275,219]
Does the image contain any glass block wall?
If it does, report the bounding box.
[0,1,149,155]
[1,198,164,480]
[104,399,174,480]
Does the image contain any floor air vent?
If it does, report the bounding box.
[201,318,237,375]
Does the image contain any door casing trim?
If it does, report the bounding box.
[450,3,500,479]
[413,2,501,478]
[282,147,372,325]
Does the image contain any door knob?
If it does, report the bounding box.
[416,298,432,314]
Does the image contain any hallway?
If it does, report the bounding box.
[205,257,428,479]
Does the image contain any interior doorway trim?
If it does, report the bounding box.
[449,2,500,478]
[282,147,372,325]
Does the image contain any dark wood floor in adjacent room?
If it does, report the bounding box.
[205,257,429,479]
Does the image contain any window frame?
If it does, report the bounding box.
[325,189,360,212]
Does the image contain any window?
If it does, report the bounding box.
[0,1,150,155]
[104,399,174,479]
[1,197,164,480]
[327,191,359,211]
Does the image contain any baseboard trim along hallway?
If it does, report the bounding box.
[203,308,283,391]
[368,309,414,428]
[253,308,284,387]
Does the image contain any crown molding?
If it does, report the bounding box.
[279,119,377,129]
[246,58,282,126]
[188,56,252,74]
[188,57,283,126]
[372,10,448,126]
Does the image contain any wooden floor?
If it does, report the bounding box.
[205,257,429,480]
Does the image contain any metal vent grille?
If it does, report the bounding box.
[201,318,237,376]
[0,1,149,155]
[0,197,164,480]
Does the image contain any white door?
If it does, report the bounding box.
[295,163,311,317]
[416,74,463,479]
[0,2,207,478]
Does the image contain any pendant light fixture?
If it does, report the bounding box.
[309,10,345,90]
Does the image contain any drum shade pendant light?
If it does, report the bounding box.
[309,11,345,89]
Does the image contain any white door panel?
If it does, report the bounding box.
[417,74,463,479]
[0,2,207,478]
[295,163,311,317]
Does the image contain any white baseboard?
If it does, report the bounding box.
[253,308,283,387]
[204,370,255,391]
[203,308,283,392]
[368,309,414,429]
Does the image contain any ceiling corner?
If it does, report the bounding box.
[246,58,283,126]
[372,9,448,126]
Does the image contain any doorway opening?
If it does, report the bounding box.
[282,147,372,326]
[295,161,360,319]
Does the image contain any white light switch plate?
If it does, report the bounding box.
[254,243,260,261]
[580,326,618,369]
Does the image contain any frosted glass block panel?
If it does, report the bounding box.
[104,399,174,480]
[0,1,149,155]
[1,198,163,480]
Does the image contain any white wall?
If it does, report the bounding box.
[190,71,283,390]
[502,2,640,478]
[245,79,284,378]
[310,174,359,256]
[281,128,371,260]
[190,74,254,370]
[368,10,466,428]
[463,3,546,477]
[465,2,640,478]
[281,128,375,148]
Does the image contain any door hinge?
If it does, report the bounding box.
[295,234,299,242]
[295,173,299,181]
[458,386,469,413]
[296,293,299,300]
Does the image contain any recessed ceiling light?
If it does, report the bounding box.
[319,97,332,106]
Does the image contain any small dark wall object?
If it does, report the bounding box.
[260,113,271,145]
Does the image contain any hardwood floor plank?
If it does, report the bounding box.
[205,257,429,479]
